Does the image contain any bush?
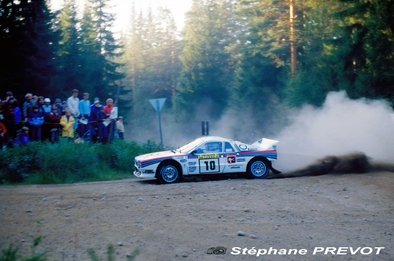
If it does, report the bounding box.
[0,140,160,184]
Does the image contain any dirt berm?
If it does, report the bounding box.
[0,170,393,260]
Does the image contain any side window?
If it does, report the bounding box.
[224,142,235,153]
[196,142,222,153]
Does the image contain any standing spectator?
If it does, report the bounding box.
[60,109,75,141]
[46,107,61,143]
[32,95,39,106]
[41,98,52,141]
[5,91,14,102]
[78,92,91,138]
[27,106,44,141]
[54,98,64,115]
[22,93,35,122]
[89,98,104,143]
[116,116,125,140]
[12,99,22,130]
[37,96,45,110]
[3,98,21,146]
[42,98,52,115]
[102,98,117,144]
[16,126,30,147]
[67,89,80,118]
[67,89,80,134]
[0,121,8,149]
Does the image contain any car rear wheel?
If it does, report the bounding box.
[247,158,270,179]
[157,163,181,184]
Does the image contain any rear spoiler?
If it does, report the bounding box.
[251,138,279,151]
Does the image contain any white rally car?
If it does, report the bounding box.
[134,136,280,184]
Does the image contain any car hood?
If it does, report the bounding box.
[135,150,184,162]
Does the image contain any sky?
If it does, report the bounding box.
[50,0,193,32]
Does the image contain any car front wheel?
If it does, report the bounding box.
[247,158,270,179]
[157,163,181,184]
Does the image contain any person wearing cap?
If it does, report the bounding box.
[42,98,52,115]
[40,98,52,141]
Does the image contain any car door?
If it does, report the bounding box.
[194,141,225,174]
[223,141,242,173]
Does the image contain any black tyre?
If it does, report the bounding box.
[247,158,270,179]
[157,163,181,184]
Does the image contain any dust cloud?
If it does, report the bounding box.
[127,91,394,176]
[275,91,394,172]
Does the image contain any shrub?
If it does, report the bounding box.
[0,140,160,184]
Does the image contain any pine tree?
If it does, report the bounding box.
[86,0,124,100]
[121,4,181,128]
[175,0,237,120]
[231,0,284,122]
[52,0,82,96]
[0,0,56,98]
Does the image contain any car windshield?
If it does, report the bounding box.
[177,138,204,153]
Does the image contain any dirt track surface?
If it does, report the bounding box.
[1,172,393,261]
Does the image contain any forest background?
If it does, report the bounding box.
[1,0,393,145]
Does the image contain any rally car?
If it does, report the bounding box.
[133,136,280,184]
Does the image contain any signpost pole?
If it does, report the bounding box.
[157,99,164,148]
[149,98,166,148]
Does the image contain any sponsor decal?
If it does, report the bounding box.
[227,155,237,164]
[238,144,248,151]
[199,159,220,173]
[229,165,241,169]
[198,154,219,159]
[237,158,246,162]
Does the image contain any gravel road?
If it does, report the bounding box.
[0,171,393,261]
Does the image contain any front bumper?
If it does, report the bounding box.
[133,170,156,179]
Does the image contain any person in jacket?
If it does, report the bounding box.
[60,109,75,141]
[22,93,35,122]
[16,126,30,147]
[46,107,61,143]
[102,98,117,144]
[89,98,104,143]
[78,92,91,138]
[27,106,44,141]
[0,121,7,149]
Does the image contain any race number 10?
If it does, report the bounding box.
[199,159,220,173]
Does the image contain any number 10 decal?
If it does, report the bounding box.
[199,159,220,173]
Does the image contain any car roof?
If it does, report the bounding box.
[197,136,233,143]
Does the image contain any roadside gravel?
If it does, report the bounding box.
[0,171,393,260]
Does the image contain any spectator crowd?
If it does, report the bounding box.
[0,90,125,149]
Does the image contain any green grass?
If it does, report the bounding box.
[0,238,139,261]
[0,140,160,185]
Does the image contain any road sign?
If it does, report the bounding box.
[149,98,166,112]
